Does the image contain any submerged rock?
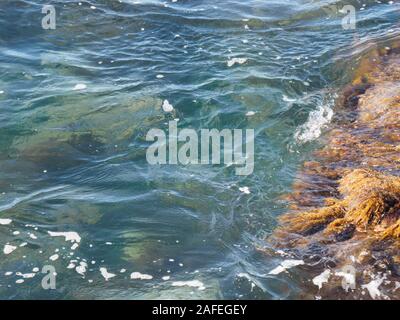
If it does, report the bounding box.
[9,94,163,170]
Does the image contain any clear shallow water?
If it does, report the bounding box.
[0,0,399,299]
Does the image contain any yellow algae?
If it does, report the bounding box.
[277,169,400,242]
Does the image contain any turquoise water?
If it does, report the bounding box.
[0,0,399,299]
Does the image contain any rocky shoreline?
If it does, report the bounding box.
[268,43,400,299]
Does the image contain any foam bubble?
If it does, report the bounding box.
[0,218,12,225]
[312,269,331,289]
[130,272,153,280]
[269,259,304,275]
[48,231,81,243]
[162,100,174,112]
[171,280,205,290]
[72,83,87,91]
[3,244,17,255]
[100,267,116,281]
[227,57,247,67]
[294,103,333,143]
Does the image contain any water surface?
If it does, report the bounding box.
[0,0,399,299]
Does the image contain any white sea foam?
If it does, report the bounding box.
[49,254,59,261]
[76,262,88,276]
[269,259,305,275]
[227,57,247,67]
[16,272,35,279]
[282,95,296,102]
[361,276,386,300]
[239,186,250,194]
[0,218,12,225]
[29,233,37,239]
[172,280,205,290]
[73,83,87,91]
[100,267,116,281]
[48,231,81,243]
[294,103,333,143]
[162,100,174,112]
[3,244,17,255]
[130,272,153,280]
[312,270,331,289]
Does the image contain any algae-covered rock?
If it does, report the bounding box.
[277,169,400,242]
[266,45,400,299]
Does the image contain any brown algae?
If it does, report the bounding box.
[267,46,400,299]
